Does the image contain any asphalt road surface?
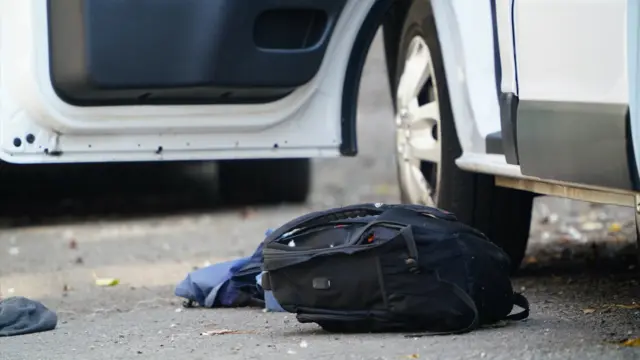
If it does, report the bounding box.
[1,33,640,360]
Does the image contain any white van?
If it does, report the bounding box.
[1,0,636,269]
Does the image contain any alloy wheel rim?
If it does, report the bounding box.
[395,36,442,206]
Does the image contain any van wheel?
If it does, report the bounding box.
[217,159,311,205]
[389,0,533,272]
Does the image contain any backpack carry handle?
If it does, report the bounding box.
[264,203,456,246]
[263,204,384,245]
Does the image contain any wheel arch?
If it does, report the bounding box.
[382,0,500,155]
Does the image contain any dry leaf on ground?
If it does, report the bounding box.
[95,278,119,286]
[201,329,249,336]
[580,222,604,231]
[92,272,120,287]
[621,338,640,347]
[92,271,120,287]
[582,308,596,314]
[608,223,622,233]
[615,304,640,309]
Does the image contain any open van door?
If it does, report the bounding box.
[0,0,387,163]
[0,0,388,203]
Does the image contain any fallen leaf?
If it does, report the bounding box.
[95,278,119,287]
[615,304,640,309]
[582,308,596,314]
[621,338,640,347]
[68,239,78,250]
[62,284,70,292]
[92,271,119,287]
[608,223,622,233]
[580,222,604,231]
[200,329,247,336]
[524,256,538,265]
[406,354,419,359]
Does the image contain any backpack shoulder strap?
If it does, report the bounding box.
[403,276,480,338]
[505,293,530,321]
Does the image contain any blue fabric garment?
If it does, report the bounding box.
[225,242,266,307]
[174,229,285,311]
[256,272,285,312]
[174,257,251,307]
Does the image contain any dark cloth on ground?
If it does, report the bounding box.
[0,297,57,337]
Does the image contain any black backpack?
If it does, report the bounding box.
[261,203,529,336]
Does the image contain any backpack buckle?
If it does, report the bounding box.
[405,258,420,274]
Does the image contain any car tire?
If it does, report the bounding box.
[217,159,311,205]
[389,0,534,273]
